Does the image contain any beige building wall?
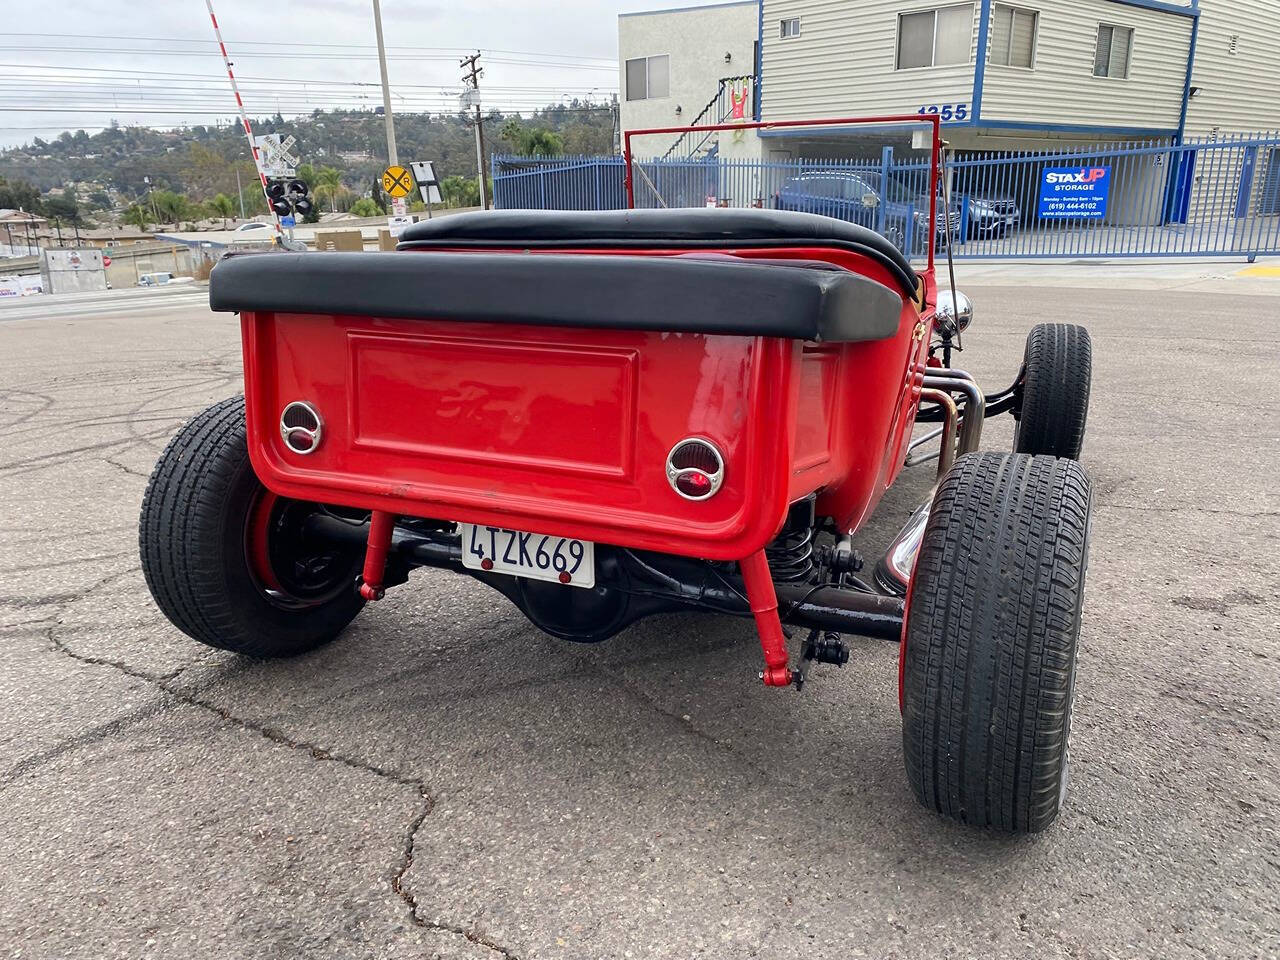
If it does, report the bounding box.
[978,0,1191,130]
[760,0,979,121]
[618,1,759,158]
[1184,0,1280,138]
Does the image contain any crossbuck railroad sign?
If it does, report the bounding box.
[256,134,299,178]
[382,165,414,199]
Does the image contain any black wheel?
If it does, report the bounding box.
[1015,323,1092,459]
[139,396,367,657]
[901,452,1092,833]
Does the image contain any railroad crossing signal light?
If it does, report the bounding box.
[266,180,290,216]
[267,179,310,217]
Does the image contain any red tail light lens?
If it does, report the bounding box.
[666,438,724,501]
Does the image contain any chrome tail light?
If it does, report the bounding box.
[666,438,724,501]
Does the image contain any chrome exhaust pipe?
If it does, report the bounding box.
[923,370,985,455]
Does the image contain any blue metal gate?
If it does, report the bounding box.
[493,132,1280,260]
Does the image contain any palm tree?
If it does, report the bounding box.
[208,193,235,229]
[123,204,150,231]
[314,166,343,214]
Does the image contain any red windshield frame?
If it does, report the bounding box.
[623,114,942,272]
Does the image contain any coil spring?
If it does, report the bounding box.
[766,522,816,582]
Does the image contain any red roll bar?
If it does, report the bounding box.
[623,114,943,271]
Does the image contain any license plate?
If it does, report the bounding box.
[459,523,595,588]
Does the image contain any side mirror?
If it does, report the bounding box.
[935,290,974,334]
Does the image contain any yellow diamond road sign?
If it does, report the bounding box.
[382,165,414,199]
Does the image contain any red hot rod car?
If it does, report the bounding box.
[139,118,1092,833]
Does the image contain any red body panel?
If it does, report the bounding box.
[241,247,933,562]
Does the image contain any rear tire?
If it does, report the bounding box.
[901,452,1092,833]
[1015,323,1092,459]
[139,396,366,658]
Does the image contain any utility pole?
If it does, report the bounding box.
[144,176,158,225]
[372,0,399,168]
[460,52,489,209]
[612,93,620,154]
[235,167,245,219]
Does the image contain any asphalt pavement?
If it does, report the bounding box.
[1,277,1276,959]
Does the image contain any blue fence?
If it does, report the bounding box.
[492,132,1280,260]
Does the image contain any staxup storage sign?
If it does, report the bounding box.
[1038,166,1111,220]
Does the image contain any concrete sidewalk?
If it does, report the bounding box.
[940,255,1280,294]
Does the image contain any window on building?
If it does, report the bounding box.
[897,4,975,70]
[780,18,801,39]
[990,4,1038,68]
[1093,23,1133,79]
[624,54,670,101]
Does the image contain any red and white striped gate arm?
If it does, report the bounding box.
[204,0,282,237]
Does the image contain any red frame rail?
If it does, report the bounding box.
[623,114,943,272]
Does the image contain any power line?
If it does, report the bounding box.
[0,47,618,68]
[4,33,616,64]
[0,62,621,91]
[0,79,613,93]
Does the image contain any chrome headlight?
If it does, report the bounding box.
[935,290,973,334]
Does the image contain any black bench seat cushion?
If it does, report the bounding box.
[208,250,905,344]
[397,208,918,300]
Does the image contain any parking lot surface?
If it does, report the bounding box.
[1,281,1277,959]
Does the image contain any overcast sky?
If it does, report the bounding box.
[1,0,724,148]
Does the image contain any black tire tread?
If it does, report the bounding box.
[902,452,1091,832]
[1016,323,1092,460]
[139,396,363,657]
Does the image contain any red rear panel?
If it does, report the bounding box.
[242,312,800,561]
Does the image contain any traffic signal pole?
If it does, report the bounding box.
[372,0,399,169]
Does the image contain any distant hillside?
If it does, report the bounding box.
[0,103,615,204]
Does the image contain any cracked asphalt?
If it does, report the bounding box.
[1,281,1277,959]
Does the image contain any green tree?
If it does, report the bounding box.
[150,189,188,227]
[500,118,564,157]
[348,197,381,217]
[314,166,343,213]
[239,184,268,217]
[208,193,235,229]
[523,129,564,156]
[123,203,150,231]
[440,175,479,208]
[43,195,83,224]
[0,177,43,213]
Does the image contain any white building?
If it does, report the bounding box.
[619,0,1280,152]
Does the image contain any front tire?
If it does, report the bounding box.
[1015,323,1092,459]
[901,452,1092,833]
[139,396,366,657]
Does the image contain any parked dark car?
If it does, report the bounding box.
[775,171,962,254]
[961,193,1021,240]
